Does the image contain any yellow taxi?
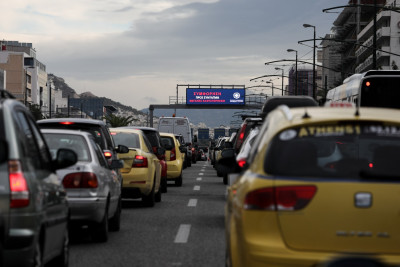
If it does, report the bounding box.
[160,133,184,186]
[110,128,162,207]
[224,106,400,267]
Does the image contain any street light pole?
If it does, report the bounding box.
[275,67,284,95]
[303,24,316,100]
[287,49,298,95]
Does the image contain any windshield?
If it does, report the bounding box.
[111,132,140,149]
[265,122,400,180]
[43,133,91,162]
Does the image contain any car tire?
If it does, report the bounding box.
[155,187,162,203]
[142,181,155,207]
[109,197,121,232]
[49,225,69,267]
[33,239,43,267]
[92,203,109,243]
[161,176,168,193]
[175,173,183,187]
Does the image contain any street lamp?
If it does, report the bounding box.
[274,67,284,96]
[287,49,298,95]
[303,23,316,100]
[265,81,274,96]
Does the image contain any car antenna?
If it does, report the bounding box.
[302,108,311,119]
[355,104,360,117]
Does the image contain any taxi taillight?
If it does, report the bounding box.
[9,160,30,208]
[63,172,98,188]
[132,155,148,168]
[170,147,176,161]
[244,186,317,211]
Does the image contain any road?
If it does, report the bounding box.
[69,159,226,267]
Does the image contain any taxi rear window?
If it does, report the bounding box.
[264,121,400,180]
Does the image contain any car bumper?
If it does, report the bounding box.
[121,169,153,195]
[68,197,107,223]
[166,161,182,179]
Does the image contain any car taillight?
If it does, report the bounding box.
[132,155,148,167]
[63,172,98,188]
[9,160,30,208]
[236,124,247,150]
[104,151,113,159]
[170,147,176,161]
[244,186,317,211]
[59,121,74,125]
[237,158,247,168]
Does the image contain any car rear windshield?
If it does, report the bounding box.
[111,132,140,149]
[43,133,91,162]
[264,121,400,180]
[38,122,107,150]
[142,131,160,147]
[160,136,174,150]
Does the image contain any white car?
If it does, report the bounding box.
[41,129,123,243]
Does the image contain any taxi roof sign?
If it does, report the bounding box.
[325,101,355,108]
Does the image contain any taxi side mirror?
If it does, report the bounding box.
[116,144,129,154]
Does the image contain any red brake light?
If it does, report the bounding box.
[237,159,247,168]
[104,151,112,159]
[132,155,148,168]
[170,147,176,161]
[244,186,317,211]
[63,172,98,188]
[59,121,74,125]
[236,124,247,150]
[9,160,29,208]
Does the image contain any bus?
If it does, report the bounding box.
[326,70,400,108]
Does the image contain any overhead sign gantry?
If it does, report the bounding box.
[149,84,263,127]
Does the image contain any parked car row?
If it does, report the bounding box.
[216,95,400,266]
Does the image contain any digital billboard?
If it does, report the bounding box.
[186,88,245,105]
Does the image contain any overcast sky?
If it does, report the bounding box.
[1,0,348,110]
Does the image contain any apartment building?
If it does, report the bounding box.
[0,41,48,109]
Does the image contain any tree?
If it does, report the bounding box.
[29,104,44,121]
[103,114,137,127]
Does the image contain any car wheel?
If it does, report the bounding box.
[187,155,192,167]
[155,187,162,203]
[175,173,183,187]
[33,239,43,267]
[49,225,69,267]
[142,181,155,207]
[161,176,168,193]
[109,197,121,232]
[92,202,109,243]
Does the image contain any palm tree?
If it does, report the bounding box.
[104,114,137,127]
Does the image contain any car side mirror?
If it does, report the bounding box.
[221,148,235,159]
[179,145,187,153]
[110,159,124,169]
[116,144,129,154]
[0,139,8,163]
[54,148,77,170]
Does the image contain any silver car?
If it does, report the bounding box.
[41,129,123,243]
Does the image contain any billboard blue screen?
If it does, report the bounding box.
[186,88,245,105]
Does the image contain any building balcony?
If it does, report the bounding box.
[357,10,391,40]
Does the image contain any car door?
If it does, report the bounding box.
[15,110,67,259]
[90,138,120,215]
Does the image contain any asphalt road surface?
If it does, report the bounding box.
[68,159,226,267]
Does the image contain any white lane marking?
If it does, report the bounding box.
[199,173,204,175]
[174,224,191,243]
[196,177,202,181]
[188,199,198,207]
[194,185,200,191]
[201,169,205,171]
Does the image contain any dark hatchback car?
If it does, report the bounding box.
[0,90,77,267]
[120,126,167,193]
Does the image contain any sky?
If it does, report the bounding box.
[1,0,348,110]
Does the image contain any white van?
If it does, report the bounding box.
[158,117,193,167]
[157,117,192,144]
